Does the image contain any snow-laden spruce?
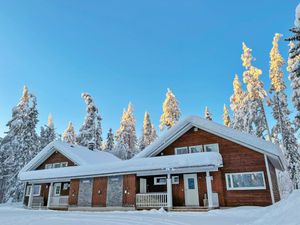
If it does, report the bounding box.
[241,43,271,139]
[204,106,212,120]
[230,74,247,131]
[0,86,40,202]
[40,113,56,149]
[159,88,181,130]
[77,93,102,150]
[103,128,114,151]
[268,33,300,191]
[139,112,157,150]
[114,102,137,159]
[62,121,76,144]
[223,104,231,127]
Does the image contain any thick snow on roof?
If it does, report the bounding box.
[19,152,222,181]
[134,116,285,169]
[20,140,121,173]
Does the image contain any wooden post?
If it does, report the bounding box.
[206,171,213,209]
[28,184,34,208]
[47,183,53,208]
[166,173,172,210]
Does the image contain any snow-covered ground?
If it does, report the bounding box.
[1,191,300,225]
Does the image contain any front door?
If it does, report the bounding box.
[184,174,199,206]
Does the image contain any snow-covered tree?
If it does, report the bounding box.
[114,103,137,159]
[159,89,181,130]
[241,42,271,139]
[77,93,102,150]
[104,128,114,151]
[204,106,212,120]
[223,104,231,127]
[0,86,40,202]
[40,113,56,149]
[139,112,157,150]
[230,74,247,131]
[62,121,76,144]
[268,33,300,190]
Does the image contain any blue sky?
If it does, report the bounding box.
[0,0,298,138]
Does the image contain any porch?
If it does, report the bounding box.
[135,171,219,210]
[24,181,70,209]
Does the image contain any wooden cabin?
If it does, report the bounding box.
[19,116,285,210]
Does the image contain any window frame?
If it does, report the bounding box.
[60,162,68,167]
[26,185,41,196]
[189,145,203,153]
[53,183,61,196]
[154,176,167,185]
[203,143,219,153]
[175,147,189,155]
[45,164,53,169]
[225,171,266,190]
[25,186,31,196]
[172,176,179,184]
[53,163,62,168]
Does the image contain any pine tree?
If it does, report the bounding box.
[241,42,271,139]
[104,128,114,151]
[159,88,181,130]
[230,74,247,131]
[62,121,76,144]
[40,113,56,149]
[139,112,156,150]
[114,102,137,159]
[0,86,40,202]
[204,106,212,120]
[267,34,300,189]
[77,93,102,150]
[223,104,231,127]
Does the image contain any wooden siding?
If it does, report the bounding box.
[157,127,279,206]
[123,174,136,207]
[69,179,79,206]
[268,159,280,202]
[92,177,107,207]
[36,151,75,170]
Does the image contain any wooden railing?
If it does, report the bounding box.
[32,196,44,208]
[49,196,69,207]
[136,192,168,208]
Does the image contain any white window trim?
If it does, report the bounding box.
[54,183,61,196]
[225,171,266,190]
[154,176,167,185]
[203,143,219,152]
[174,147,189,155]
[61,162,68,167]
[189,145,203,153]
[53,163,61,168]
[26,185,41,196]
[45,164,52,169]
[172,176,179,184]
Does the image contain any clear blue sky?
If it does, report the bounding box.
[0,0,298,138]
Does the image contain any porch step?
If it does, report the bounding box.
[171,207,209,212]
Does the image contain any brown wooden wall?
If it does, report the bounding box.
[69,179,79,206]
[123,174,136,207]
[156,127,279,207]
[36,151,75,170]
[268,159,280,202]
[92,177,107,207]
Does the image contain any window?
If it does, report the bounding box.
[45,164,53,169]
[175,147,189,155]
[203,144,219,152]
[54,183,61,196]
[63,183,69,190]
[53,163,61,168]
[225,172,266,190]
[172,176,179,184]
[189,145,203,153]
[26,185,41,196]
[61,162,68,167]
[187,178,195,189]
[154,177,167,185]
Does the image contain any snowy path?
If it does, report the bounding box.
[0,206,260,225]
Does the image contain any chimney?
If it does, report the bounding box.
[88,141,95,151]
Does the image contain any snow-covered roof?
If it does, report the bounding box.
[134,116,285,170]
[19,152,222,182]
[20,140,121,173]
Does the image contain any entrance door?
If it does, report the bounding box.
[184,174,199,206]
